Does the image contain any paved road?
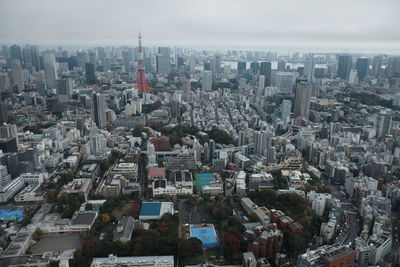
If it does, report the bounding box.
[190,205,200,224]
[321,176,361,245]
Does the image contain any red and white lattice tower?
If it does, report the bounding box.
[135,32,152,92]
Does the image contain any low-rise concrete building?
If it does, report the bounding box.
[60,178,93,201]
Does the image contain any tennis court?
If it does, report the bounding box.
[194,173,215,192]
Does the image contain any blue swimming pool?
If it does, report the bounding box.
[190,224,219,248]
[139,202,162,217]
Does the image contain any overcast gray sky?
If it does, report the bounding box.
[1,0,399,52]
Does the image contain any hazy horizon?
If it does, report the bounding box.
[1,0,400,54]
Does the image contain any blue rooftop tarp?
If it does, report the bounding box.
[0,209,24,222]
[190,224,219,248]
[139,202,162,217]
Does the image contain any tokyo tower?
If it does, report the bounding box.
[135,32,152,92]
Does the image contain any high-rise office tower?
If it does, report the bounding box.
[280,99,292,123]
[10,59,24,92]
[0,124,17,139]
[102,57,111,72]
[76,117,85,135]
[337,55,352,80]
[0,165,11,187]
[348,69,358,85]
[177,57,185,73]
[250,61,259,74]
[209,139,215,162]
[201,70,212,91]
[238,61,246,74]
[1,45,9,58]
[92,93,106,129]
[56,78,73,102]
[22,46,33,70]
[89,51,97,67]
[0,72,11,93]
[85,63,96,84]
[304,57,315,81]
[177,57,184,68]
[188,56,196,73]
[121,50,132,71]
[203,62,211,71]
[238,131,247,146]
[183,80,191,101]
[386,56,400,78]
[22,45,40,71]
[375,111,392,138]
[376,111,392,138]
[253,130,273,156]
[43,53,57,88]
[370,56,382,77]
[203,142,210,163]
[294,82,312,119]
[156,47,171,74]
[76,52,88,69]
[0,102,8,124]
[89,134,106,155]
[9,44,22,62]
[355,57,368,81]
[259,75,265,90]
[97,47,105,58]
[260,62,272,86]
[277,60,286,71]
[275,72,294,94]
[239,78,247,91]
[36,70,47,95]
[211,54,221,76]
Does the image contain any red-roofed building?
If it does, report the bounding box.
[148,167,166,180]
[150,137,171,151]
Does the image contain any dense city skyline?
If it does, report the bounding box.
[1,1,400,267]
[1,0,400,53]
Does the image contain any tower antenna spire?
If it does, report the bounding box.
[135,31,151,93]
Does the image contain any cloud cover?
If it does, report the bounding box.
[0,0,399,52]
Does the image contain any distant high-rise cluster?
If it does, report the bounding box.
[1,37,400,267]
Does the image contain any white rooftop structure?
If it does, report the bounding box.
[91,255,174,267]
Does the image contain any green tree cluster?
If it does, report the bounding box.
[151,124,201,146]
[134,214,179,256]
[60,171,75,184]
[207,128,235,145]
[248,190,326,258]
[56,194,85,218]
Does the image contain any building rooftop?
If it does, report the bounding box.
[71,212,97,225]
[150,137,171,151]
[148,167,166,177]
[113,216,134,241]
[319,245,355,262]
